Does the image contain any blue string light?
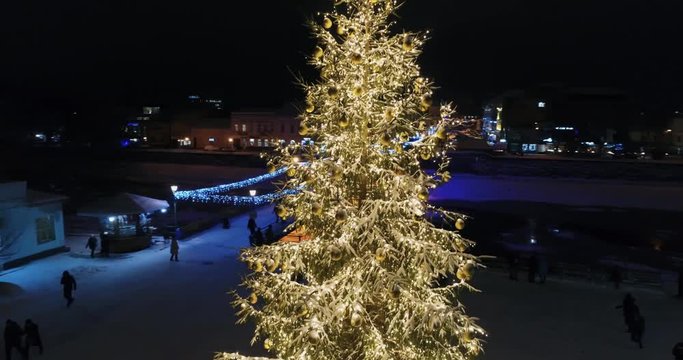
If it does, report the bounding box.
[174,167,287,199]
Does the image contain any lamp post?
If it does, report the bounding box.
[249,189,257,197]
[170,185,178,228]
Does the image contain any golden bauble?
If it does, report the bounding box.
[350,312,362,327]
[267,164,277,173]
[263,338,273,350]
[322,17,333,29]
[351,52,362,65]
[380,133,392,147]
[399,132,409,142]
[420,151,431,160]
[311,202,323,215]
[418,188,429,201]
[338,117,350,129]
[402,35,414,51]
[328,86,339,97]
[308,329,321,342]
[298,124,309,136]
[421,94,433,108]
[375,248,387,262]
[455,241,467,252]
[463,331,474,342]
[305,102,315,113]
[296,302,309,317]
[266,258,277,272]
[248,293,258,304]
[313,46,324,59]
[352,86,364,97]
[254,261,263,273]
[275,205,287,218]
[455,218,465,230]
[335,208,348,222]
[336,24,346,35]
[436,127,447,140]
[286,167,296,177]
[329,245,342,261]
[456,268,471,281]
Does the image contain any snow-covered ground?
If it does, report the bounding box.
[1,205,682,360]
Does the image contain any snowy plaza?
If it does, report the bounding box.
[0,204,679,359]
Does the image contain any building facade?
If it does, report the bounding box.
[0,182,67,269]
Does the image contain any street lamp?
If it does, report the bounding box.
[170,185,178,227]
[249,189,257,197]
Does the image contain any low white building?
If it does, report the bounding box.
[0,182,68,269]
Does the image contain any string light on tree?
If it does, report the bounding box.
[219,0,484,359]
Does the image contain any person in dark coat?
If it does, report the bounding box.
[4,319,25,360]
[60,271,77,307]
[170,238,179,262]
[630,308,645,349]
[507,252,519,281]
[528,254,538,283]
[247,217,257,235]
[673,341,683,359]
[24,319,43,357]
[265,225,274,245]
[616,293,637,332]
[86,235,98,258]
[253,228,264,246]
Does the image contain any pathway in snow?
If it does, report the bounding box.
[0,206,681,360]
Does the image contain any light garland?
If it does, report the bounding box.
[176,189,298,206]
[174,167,288,199]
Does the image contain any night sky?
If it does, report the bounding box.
[1,0,682,117]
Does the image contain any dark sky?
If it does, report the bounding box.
[1,0,682,114]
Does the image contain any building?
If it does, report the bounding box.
[230,106,302,149]
[0,182,67,269]
[189,117,232,150]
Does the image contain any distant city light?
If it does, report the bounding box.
[538,101,546,108]
[161,208,167,213]
[249,190,257,197]
[555,127,574,131]
[108,216,116,223]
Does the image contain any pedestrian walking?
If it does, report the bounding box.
[537,253,548,284]
[254,228,264,246]
[265,225,274,245]
[616,293,637,333]
[247,217,257,235]
[86,235,98,258]
[673,340,683,360]
[170,238,179,262]
[4,319,25,360]
[23,319,43,358]
[630,308,645,349]
[60,270,77,307]
[507,252,519,281]
[528,253,538,283]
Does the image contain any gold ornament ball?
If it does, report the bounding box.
[436,127,447,140]
[455,218,465,230]
[275,205,287,218]
[305,102,315,113]
[351,52,362,65]
[418,188,429,201]
[399,132,409,142]
[335,208,348,222]
[254,261,264,273]
[380,133,392,147]
[313,46,324,59]
[296,302,309,317]
[421,94,433,108]
[267,164,277,173]
[375,248,387,262]
[352,86,364,97]
[248,293,258,304]
[463,331,474,342]
[329,245,342,261]
[286,167,296,177]
[350,312,362,327]
[298,124,309,136]
[457,267,472,281]
[322,17,333,29]
[308,329,321,343]
[336,24,346,35]
[265,258,276,272]
[263,338,273,350]
[311,202,323,215]
[420,151,431,160]
[338,117,350,129]
[402,35,414,51]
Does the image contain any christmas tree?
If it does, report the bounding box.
[218,0,484,359]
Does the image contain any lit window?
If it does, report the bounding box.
[257,139,263,147]
[264,139,269,147]
[538,101,546,108]
[249,138,255,146]
[208,137,216,143]
[242,124,247,132]
[234,124,239,132]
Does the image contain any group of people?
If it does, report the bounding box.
[507,252,548,283]
[85,234,109,258]
[247,218,275,246]
[4,319,43,359]
[615,293,645,349]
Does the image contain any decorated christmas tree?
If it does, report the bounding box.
[218,0,484,359]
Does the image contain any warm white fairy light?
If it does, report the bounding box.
[217,0,484,359]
